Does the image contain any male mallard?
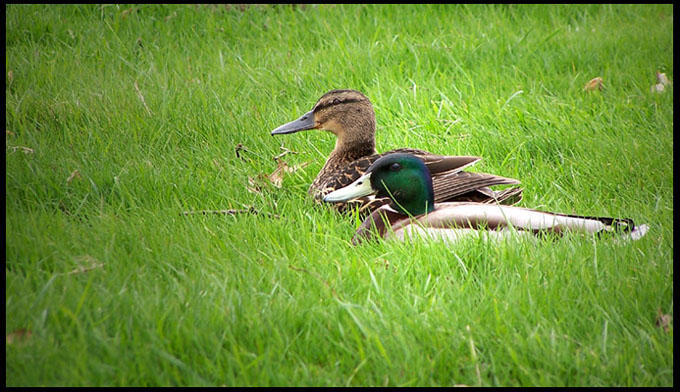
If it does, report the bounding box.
[323,153,649,245]
[271,89,522,213]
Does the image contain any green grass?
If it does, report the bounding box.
[5,4,673,387]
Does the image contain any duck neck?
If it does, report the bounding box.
[389,187,435,217]
[332,136,376,162]
[383,165,436,217]
[322,122,377,171]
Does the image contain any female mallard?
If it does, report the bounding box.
[271,89,522,213]
[323,153,649,245]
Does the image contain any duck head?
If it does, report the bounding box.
[324,153,435,216]
[271,89,376,153]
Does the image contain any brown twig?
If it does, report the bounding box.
[6,145,34,154]
[134,81,153,116]
[67,263,104,275]
[235,143,249,160]
[66,170,81,185]
[273,143,299,161]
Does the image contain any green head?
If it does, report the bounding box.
[323,153,435,216]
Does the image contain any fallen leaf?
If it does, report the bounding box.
[288,161,309,173]
[268,160,288,188]
[6,328,32,345]
[651,71,672,93]
[66,169,81,185]
[68,256,104,275]
[584,77,604,91]
[656,71,671,86]
[6,130,15,137]
[651,84,665,93]
[6,145,34,154]
[656,308,672,333]
[268,159,309,188]
[247,174,268,194]
[121,7,135,18]
[376,258,390,269]
[7,70,13,84]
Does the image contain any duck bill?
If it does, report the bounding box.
[323,173,375,202]
[270,111,316,135]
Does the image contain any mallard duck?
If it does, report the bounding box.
[270,89,522,213]
[323,153,649,245]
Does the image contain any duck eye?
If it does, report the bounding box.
[390,163,401,171]
[332,98,341,105]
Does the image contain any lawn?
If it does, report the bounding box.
[5,4,673,386]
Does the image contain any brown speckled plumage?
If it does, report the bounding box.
[271,89,523,213]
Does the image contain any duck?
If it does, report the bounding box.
[323,153,649,245]
[270,89,522,214]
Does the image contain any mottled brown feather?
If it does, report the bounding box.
[271,89,523,214]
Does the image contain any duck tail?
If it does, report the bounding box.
[628,224,650,240]
[552,213,649,241]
